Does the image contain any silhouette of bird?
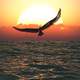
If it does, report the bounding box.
[13,8,61,36]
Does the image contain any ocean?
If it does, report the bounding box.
[0,41,80,80]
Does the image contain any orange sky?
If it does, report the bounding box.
[0,0,80,26]
[0,0,80,40]
[0,25,80,41]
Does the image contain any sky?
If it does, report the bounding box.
[0,0,80,40]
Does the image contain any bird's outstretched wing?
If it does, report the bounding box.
[39,8,61,30]
[13,8,61,34]
[13,26,38,33]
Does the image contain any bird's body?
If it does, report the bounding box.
[13,8,61,36]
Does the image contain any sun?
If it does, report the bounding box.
[17,4,63,25]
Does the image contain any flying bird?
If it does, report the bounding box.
[13,8,61,36]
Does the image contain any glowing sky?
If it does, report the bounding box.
[0,0,80,40]
[0,0,80,26]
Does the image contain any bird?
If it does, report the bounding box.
[13,8,61,36]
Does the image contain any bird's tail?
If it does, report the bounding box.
[38,29,44,36]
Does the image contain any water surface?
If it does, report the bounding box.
[0,41,80,80]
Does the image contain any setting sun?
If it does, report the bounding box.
[17,4,63,25]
